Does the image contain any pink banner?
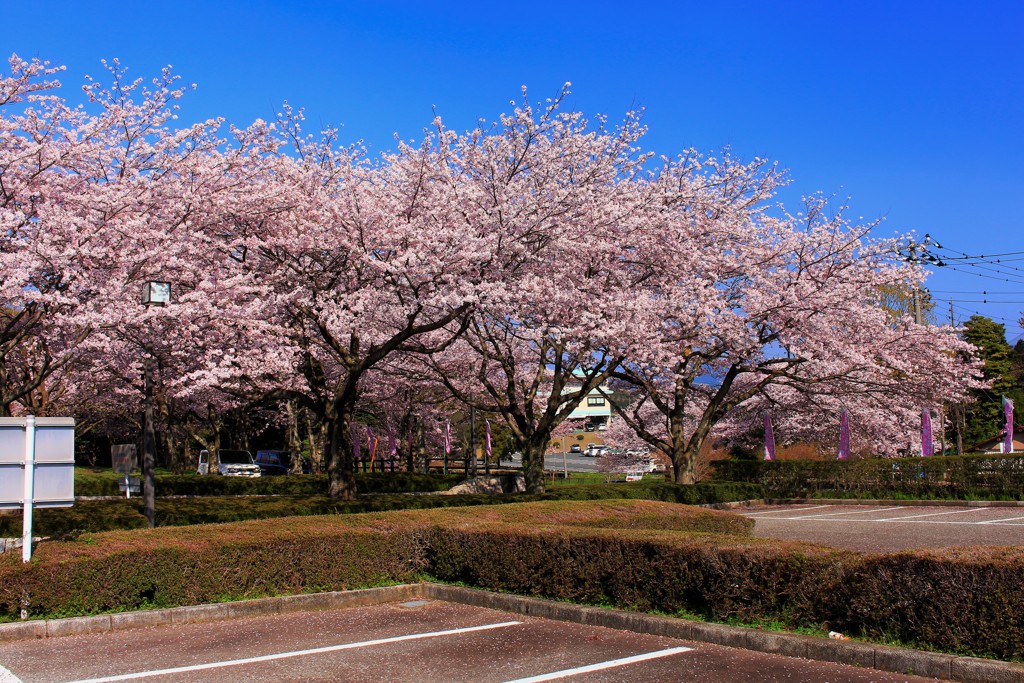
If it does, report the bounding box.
[921,408,933,457]
[1004,397,1015,453]
[485,419,493,461]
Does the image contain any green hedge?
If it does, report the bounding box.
[0,501,744,618]
[0,519,424,618]
[425,524,1024,660]
[2,481,762,538]
[712,455,1024,500]
[74,469,464,497]
[3,499,1021,660]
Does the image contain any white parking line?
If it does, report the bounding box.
[782,506,905,520]
[502,646,694,682]
[63,621,522,683]
[872,508,989,522]
[978,516,1024,525]
[742,505,833,516]
[0,664,22,683]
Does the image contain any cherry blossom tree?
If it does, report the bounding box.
[609,181,981,483]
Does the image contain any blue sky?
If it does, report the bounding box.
[6,0,1023,339]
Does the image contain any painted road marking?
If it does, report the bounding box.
[755,516,1024,526]
[63,621,522,683]
[742,505,833,516]
[872,508,989,522]
[783,506,905,520]
[0,665,22,683]
[977,516,1024,525]
[501,646,694,682]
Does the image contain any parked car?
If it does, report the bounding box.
[254,450,311,476]
[597,423,607,431]
[197,449,261,477]
[569,443,582,453]
[584,444,609,457]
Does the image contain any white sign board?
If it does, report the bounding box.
[0,417,75,509]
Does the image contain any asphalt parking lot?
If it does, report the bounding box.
[743,503,1024,552]
[0,599,940,682]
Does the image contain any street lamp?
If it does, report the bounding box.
[141,280,171,306]
[140,280,170,528]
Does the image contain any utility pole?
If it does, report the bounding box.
[949,301,964,455]
[909,242,923,325]
[469,406,477,478]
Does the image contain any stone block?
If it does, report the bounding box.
[874,645,953,679]
[46,615,111,638]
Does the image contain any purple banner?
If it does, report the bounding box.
[485,419,493,460]
[837,408,850,461]
[444,420,452,456]
[1004,397,1015,453]
[921,407,933,457]
[764,411,776,461]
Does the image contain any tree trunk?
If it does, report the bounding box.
[521,438,547,494]
[671,445,699,485]
[326,400,357,500]
[285,400,303,473]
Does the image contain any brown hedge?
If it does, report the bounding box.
[0,501,743,619]
[2,500,1022,660]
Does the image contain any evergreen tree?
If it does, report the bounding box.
[962,316,1014,447]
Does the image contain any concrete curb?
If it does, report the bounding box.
[420,585,1024,683]
[2,583,1022,682]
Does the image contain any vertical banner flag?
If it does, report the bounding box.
[485,419,493,462]
[444,420,452,456]
[763,411,776,461]
[388,424,397,461]
[368,427,378,465]
[352,424,360,463]
[837,408,851,461]
[1004,397,1015,454]
[921,407,934,457]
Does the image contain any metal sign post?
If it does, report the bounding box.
[22,416,35,563]
[0,416,75,562]
[112,444,139,499]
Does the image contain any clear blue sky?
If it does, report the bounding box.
[6,0,1023,339]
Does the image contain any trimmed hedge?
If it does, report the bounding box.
[74,469,464,497]
[712,455,1024,500]
[1,481,762,537]
[0,501,743,618]
[424,524,1024,660]
[1,499,1022,660]
[0,520,424,618]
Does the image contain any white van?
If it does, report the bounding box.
[197,449,262,477]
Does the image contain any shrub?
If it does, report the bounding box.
[711,455,1024,500]
[425,524,1024,660]
[74,469,464,497]
[1,500,1022,660]
[4,480,760,537]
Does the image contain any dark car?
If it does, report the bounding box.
[254,450,311,476]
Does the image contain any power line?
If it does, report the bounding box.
[938,264,1024,285]
[934,248,1024,260]
[930,290,1024,295]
